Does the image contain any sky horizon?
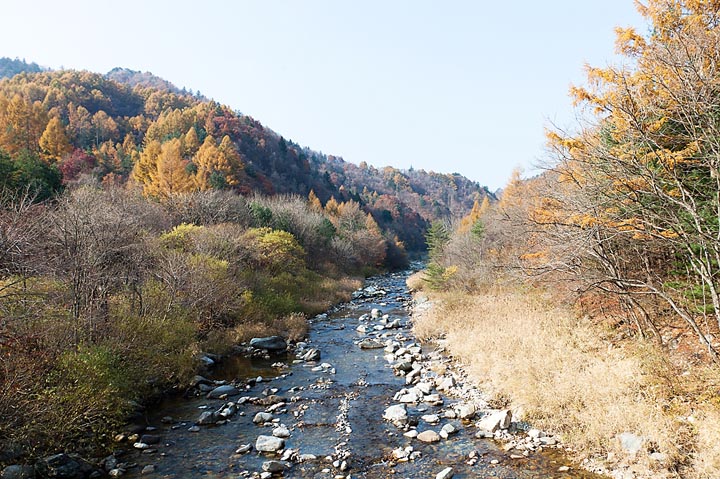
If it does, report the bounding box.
[3,1,644,190]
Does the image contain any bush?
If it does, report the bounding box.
[42,345,133,451]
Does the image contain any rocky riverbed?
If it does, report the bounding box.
[5,269,609,479]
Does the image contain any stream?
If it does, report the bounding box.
[118,269,607,479]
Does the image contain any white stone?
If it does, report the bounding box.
[417,430,441,443]
[436,467,454,479]
[383,404,408,426]
[272,426,291,438]
[421,414,440,424]
[476,409,512,432]
[255,435,285,452]
[457,403,477,419]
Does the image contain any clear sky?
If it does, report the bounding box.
[2,1,644,190]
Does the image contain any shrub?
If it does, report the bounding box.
[42,344,133,451]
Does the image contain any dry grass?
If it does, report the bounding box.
[411,285,720,477]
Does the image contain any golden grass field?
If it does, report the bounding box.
[408,272,720,478]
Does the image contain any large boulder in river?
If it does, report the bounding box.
[250,336,287,352]
[35,454,93,479]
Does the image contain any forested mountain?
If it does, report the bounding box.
[0,64,490,251]
[0,57,43,79]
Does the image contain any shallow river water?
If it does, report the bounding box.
[122,269,607,479]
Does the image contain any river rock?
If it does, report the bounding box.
[387,319,401,329]
[394,361,413,372]
[417,430,441,443]
[250,336,287,352]
[440,423,458,438]
[139,434,161,445]
[415,382,433,395]
[262,461,289,473]
[301,348,321,361]
[371,308,381,318]
[206,384,240,399]
[197,411,217,425]
[528,428,543,439]
[436,467,454,479]
[436,376,455,391]
[102,456,118,472]
[199,355,215,367]
[35,453,93,479]
[398,392,420,403]
[423,394,443,406]
[421,414,440,424]
[255,435,285,453]
[253,412,274,424]
[358,339,384,349]
[476,409,512,432]
[235,444,252,454]
[141,465,155,475]
[383,404,408,426]
[406,369,421,384]
[272,426,291,438]
[2,465,35,479]
[457,403,477,419]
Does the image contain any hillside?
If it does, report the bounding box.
[0,62,491,251]
[0,57,43,79]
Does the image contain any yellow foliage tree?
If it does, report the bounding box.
[308,190,322,211]
[133,139,195,197]
[155,138,195,196]
[39,117,72,162]
[0,93,47,155]
[457,197,490,234]
[183,126,200,157]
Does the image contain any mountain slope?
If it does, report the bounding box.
[0,57,43,79]
[0,65,491,250]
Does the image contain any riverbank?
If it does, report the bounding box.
[408,273,720,479]
[2,270,614,479]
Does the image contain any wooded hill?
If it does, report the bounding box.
[0,58,492,252]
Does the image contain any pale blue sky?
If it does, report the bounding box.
[2,1,643,189]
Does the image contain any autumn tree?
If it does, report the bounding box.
[0,93,47,155]
[542,0,720,351]
[39,117,72,163]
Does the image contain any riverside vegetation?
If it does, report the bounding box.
[415,2,720,478]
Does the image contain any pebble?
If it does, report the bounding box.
[141,465,155,474]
